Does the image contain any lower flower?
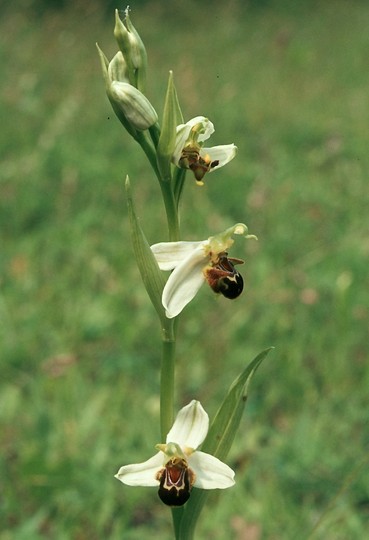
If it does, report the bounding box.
[115,400,235,506]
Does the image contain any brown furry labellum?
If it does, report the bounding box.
[204,252,244,299]
[156,457,196,506]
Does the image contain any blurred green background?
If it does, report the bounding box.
[1,0,369,538]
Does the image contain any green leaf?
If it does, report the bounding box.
[177,347,273,540]
[157,71,182,182]
[203,347,273,458]
[125,176,167,326]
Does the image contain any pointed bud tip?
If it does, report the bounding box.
[115,8,122,22]
[125,175,131,192]
[114,8,128,42]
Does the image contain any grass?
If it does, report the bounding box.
[1,0,369,538]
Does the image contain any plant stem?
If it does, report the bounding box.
[161,319,184,538]
[136,131,159,176]
[172,507,184,540]
[160,322,176,440]
[159,180,180,241]
[150,123,181,534]
[137,131,180,241]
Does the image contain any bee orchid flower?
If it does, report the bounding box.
[115,400,235,506]
[172,116,237,184]
[151,223,256,318]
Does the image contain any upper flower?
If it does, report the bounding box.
[172,116,237,184]
[115,400,235,506]
[151,223,255,318]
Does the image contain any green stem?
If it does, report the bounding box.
[136,131,159,176]
[136,131,180,241]
[172,507,184,540]
[160,321,176,440]
[161,319,183,538]
[143,120,180,534]
[159,180,180,241]
[149,122,161,148]
[173,167,187,208]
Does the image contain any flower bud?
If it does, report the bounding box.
[114,8,147,91]
[108,51,129,83]
[124,8,147,72]
[110,81,158,131]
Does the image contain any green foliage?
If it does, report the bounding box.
[1,1,369,538]
[178,349,272,540]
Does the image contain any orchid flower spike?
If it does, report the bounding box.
[151,223,256,318]
[115,400,235,506]
[172,116,237,185]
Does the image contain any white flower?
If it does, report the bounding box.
[151,223,254,318]
[115,400,235,506]
[172,116,237,184]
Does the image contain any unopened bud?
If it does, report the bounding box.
[114,8,147,91]
[110,81,158,131]
[108,51,129,83]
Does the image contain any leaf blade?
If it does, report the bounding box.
[178,347,273,540]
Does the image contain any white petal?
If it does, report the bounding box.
[189,451,235,489]
[151,241,204,271]
[162,245,206,318]
[166,400,209,449]
[114,451,163,486]
[201,144,237,170]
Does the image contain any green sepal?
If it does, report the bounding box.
[177,347,273,540]
[125,176,167,326]
[157,71,183,183]
[96,42,110,86]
